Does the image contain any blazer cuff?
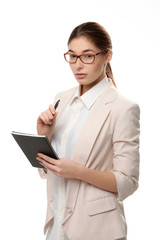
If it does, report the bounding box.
[113,171,139,201]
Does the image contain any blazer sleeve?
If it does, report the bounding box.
[112,101,140,201]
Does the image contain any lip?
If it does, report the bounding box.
[75,73,87,79]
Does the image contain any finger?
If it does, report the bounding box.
[41,111,52,125]
[37,153,58,165]
[38,113,48,125]
[45,110,54,124]
[45,109,58,124]
[37,157,59,173]
[46,109,54,119]
[49,104,56,115]
[36,156,44,162]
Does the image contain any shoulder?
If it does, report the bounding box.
[113,90,140,116]
[109,90,140,141]
[103,79,140,115]
[110,90,140,127]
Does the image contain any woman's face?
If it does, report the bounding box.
[68,37,112,95]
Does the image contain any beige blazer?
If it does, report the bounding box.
[39,79,140,240]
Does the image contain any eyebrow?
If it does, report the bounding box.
[68,49,96,53]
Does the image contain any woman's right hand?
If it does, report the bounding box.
[37,104,58,141]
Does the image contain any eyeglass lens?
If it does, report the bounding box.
[65,54,95,63]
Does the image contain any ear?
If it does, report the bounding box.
[105,50,113,64]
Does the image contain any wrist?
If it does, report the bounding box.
[76,164,87,180]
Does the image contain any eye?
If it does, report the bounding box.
[84,54,93,59]
[70,54,77,59]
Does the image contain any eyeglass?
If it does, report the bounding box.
[64,52,103,64]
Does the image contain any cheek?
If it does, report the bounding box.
[90,62,105,75]
[97,60,106,71]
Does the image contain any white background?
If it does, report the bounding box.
[0,0,160,239]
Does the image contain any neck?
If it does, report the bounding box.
[80,74,106,96]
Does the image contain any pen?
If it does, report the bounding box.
[54,99,60,111]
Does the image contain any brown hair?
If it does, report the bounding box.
[68,22,116,87]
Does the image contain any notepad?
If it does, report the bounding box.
[12,131,59,168]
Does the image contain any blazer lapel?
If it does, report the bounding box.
[72,79,117,166]
[55,87,77,120]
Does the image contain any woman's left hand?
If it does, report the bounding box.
[36,153,82,179]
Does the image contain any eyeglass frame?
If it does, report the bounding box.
[64,51,106,64]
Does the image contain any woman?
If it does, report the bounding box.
[36,22,140,240]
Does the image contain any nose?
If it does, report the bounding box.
[75,57,84,69]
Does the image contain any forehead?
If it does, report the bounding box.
[68,36,99,53]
